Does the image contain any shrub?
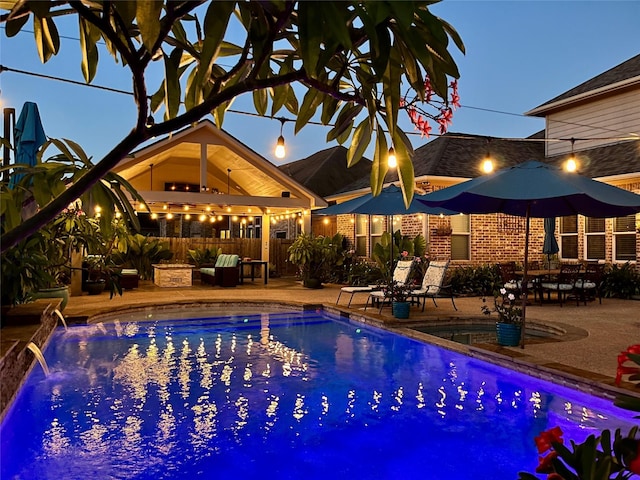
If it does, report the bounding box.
[602,262,640,299]
[449,264,501,296]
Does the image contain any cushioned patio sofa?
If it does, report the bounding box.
[200,254,240,287]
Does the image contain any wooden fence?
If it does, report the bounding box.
[152,237,297,276]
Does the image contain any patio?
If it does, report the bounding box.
[4,276,634,398]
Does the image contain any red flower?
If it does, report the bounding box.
[535,451,558,474]
[535,426,564,453]
[628,440,640,474]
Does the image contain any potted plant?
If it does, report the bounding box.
[481,288,523,346]
[288,233,340,288]
[383,279,414,319]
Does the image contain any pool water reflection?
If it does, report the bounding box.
[1,310,636,479]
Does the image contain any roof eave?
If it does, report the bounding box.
[524,76,640,117]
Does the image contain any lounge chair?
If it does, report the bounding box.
[337,259,416,307]
[363,260,415,311]
[200,254,240,287]
[409,260,457,311]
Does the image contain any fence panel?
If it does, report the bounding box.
[152,237,296,276]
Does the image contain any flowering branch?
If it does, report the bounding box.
[401,77,460,137]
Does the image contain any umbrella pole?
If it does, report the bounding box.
[520,207,531,349]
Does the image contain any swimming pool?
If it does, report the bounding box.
[1,309,637,479]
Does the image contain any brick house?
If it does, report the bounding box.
[311,55,640,267]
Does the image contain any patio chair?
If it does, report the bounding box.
[573,263,605,305]
[409,260,457,312]
[497,261,537,301]
[362,260,415,311]
[539,263,582,306]
[200,254,240,287]
[337,259,414,307]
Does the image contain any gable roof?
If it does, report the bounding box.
[114,119,327,212]
[331,132,546,195]
[526,54,640,116]
[278,146,372,197]
[544,140,640,179]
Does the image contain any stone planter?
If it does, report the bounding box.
[496,322,521,346]
[392,301,410,319]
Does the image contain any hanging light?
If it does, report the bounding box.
[481,138,494,173]
[166,212,174,220]
[565,138,578,172]
[387,147,397,168]
[199,214,206,222]
[274,117,286,159]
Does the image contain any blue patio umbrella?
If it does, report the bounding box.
[315,184,456,273]
[417,160,640,347]
[315,184,456,216]
[9,102,47,188]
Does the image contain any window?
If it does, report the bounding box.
[560,215,578,259]
[355,214,368,256]
[371,215,384,253]
[450,214,470,261]
[613,214,637,262]
[584,217,605,260]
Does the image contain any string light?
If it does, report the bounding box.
[274,117,286,159]
[3,65,638,144]
[387,147,397,168]
[565,138,578,172]
[481,138,494,173]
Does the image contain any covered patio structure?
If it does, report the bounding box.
[112,120,327,265]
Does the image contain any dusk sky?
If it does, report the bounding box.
[2,1,639,165]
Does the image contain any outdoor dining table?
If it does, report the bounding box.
[516,269,561,304]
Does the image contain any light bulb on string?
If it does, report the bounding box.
[274,117,287,159]
[387,147,397,168]
[565,138,578,172]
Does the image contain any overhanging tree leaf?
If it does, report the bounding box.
[347,117,372,167]
[136,0,163,54]
[0,1,463,254]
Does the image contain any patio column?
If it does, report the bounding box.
[261,213,270,263]
[199,143,207,191]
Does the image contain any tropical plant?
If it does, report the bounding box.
[116,234,173,280]
[0,236,52,306]
[372,231,424,278]
[602,263,640,299]
[1,1,463,253]
[287,233,342,284]
[1,138,144,305]
[187,246,222,267]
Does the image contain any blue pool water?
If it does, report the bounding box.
[1,310,637,479]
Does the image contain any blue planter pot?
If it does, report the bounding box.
[392,301,410,319]
[31,286,69,311]
[496,322,521,346]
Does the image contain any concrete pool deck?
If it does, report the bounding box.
[2,276,639,403]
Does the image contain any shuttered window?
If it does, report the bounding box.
[355,215,368,256]
[613,214,637,262]
[585,217,605,260]
[560,215,578,259]
[450,214,470,261]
